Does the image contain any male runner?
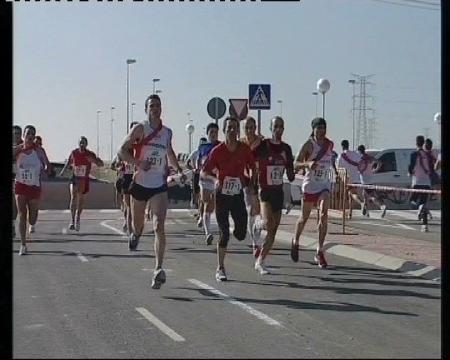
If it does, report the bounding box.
[59,136,104,231]
[197,123,221,245]
[291,117,337,268]
[13,125,24,238]
[201,116,256,281]
[118,94,185,289]
[186,137,207,217]
[253,117,294,274]
[14,125,50,255]
[240,116,264,257]
[337,139,364,218]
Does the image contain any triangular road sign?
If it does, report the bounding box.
[229,99,248,120]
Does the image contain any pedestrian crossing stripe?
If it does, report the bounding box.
[250,86,270,108]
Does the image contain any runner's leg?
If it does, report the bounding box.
[16,194,28,247]
[317,191,330,251]
[293,200,314,245]
[149,191,168,269]
[131,196,146,237]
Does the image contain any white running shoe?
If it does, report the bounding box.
[255,259,270,275]
[19,245,27,256]
[151,268,166,289]
[29,225,35,233]
[215,268,227,282]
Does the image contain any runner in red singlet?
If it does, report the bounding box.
[253,116,295,274]
[59,136,104,232]
[201,116,256,282]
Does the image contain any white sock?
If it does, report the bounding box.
[203,212,211,235]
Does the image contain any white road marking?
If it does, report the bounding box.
[188,279,283,328]
[77,252,89,262]
[100,220,126,236]
[142,268,173,272]
[135,307,185,342]
[38,210,49,214]
[397,223,415,230]
[99,209,121,213]
[63,210,70,213]
[358,221,415,230]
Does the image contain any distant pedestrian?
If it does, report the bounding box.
[357,145,387,218]
[337,139,364,218]
[408,135,432,232]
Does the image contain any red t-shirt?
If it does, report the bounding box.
[70,149,96,178]
[254,139,294,190]
[202,142,255,188]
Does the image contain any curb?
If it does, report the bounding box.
[275,229,441,282]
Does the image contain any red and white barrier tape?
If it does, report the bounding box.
[346,183,441,195]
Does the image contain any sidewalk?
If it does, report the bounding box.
[274,209,441,282]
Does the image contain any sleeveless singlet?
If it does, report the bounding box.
[412,149,431,187]
[133,121,172,189]
[302,138,334,194]
[16,147,43,187]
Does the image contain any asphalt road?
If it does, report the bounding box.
[13,210,441,358]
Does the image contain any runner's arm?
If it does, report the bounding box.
[294,141,313,172]
[285,145,295,182]
[167,140,183,174]
[59,153,73,176]
[200,149,218,182]
[118,124,144,166]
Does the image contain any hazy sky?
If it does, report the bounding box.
[13,0,441,162]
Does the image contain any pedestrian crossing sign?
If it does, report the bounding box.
[249,84,271,110]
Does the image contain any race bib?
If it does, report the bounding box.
[145,149,165,171]
[124,163,135,174]
[221,176,242,195]
[267,165,284,186]
[18,168,36,185]
[313,165,328,183]
[74,165,87,177]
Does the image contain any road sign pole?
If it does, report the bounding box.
[215,98,219,125]
[257,110,261,136]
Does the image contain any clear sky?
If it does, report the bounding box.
[13,0,441,162]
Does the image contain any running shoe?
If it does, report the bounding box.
[290,238,299,263]
[314,251,328,269]
[380,205,387,218]
[417,204,424,220]
[69,223,75,231]
[75,220,80,232]
[255,260,270,275]
[253,244,261,259]
[151,268,166,289]
[197,218,203,228]
[361,202,366,216]
[19,245,27,256]
[128,233,140,251]
[285,202,294,215]
[215,268,227,282]
[421,224,429,233]
[206,233,214,245]
[29,225,35,234]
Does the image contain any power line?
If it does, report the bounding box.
[368,0,440,10]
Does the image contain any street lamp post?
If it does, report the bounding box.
[434,112,441,149]
[186,122,195,154]
[312,91,319,117]
[126,58,136,134]
[110,106,115,161]
[348,79,356,150]
[155,89,162,95]
[96,110,101,156]
[317,78,330,119]
[277,100,283,116]
[131,102,136,124]
[152,78,160,94]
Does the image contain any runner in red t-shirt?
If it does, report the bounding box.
[201,116,256,282]
[59,136,104,232]
[253,116,295,275]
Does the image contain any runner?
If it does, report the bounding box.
[408,135,432,232]
[30,135,52,233]
[201,116,256,281]
[14,125,51,255]
[253,116,294,274]
[117,94,185,289]
[59,136,104,232]
[357,145,387,218]
[240,116,264,257]
[337,139,364,218]
[424,138,439,220]
[186,137,207,218]
[12,125,23,238]
[291,117,338,268]
[197,123,221,245]
[112,156,125,212]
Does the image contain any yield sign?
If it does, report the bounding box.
[228,99,248,121]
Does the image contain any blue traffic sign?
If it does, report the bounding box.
[249,84,271,110]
